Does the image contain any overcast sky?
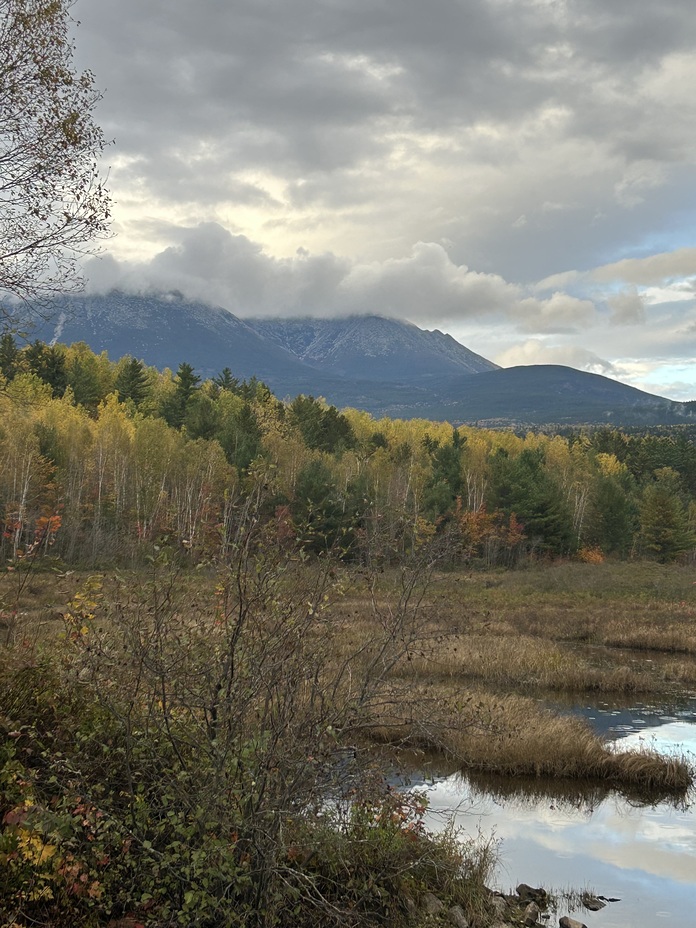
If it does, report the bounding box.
[74,0,696,400]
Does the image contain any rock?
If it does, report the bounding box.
[516,883,548,905]
[581,893,606,911]
[524,901,541,925]
[489,894,509,918]
[448,904,469,928]
[559,918,588,928]
[403,893,418,922]
[422,892,445,916]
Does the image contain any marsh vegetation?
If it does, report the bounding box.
[2,347,696,926]
[2,548,695,927]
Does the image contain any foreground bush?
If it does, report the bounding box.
[0,503,496,927]
[0,648,496,928]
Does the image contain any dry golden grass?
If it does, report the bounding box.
[331,563,696,793]
[3,561,695,795]
[0,566,84,646]
[600,621,696,653]
[414,562,696,655]
[393,633,661,694]
[362,687,693,794]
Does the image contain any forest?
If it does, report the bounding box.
[1,334,696,569]
[2,336,696,928]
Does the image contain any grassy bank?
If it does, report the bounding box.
[423,561,696,655]
[1,557,695,926]
[361,688,693,793]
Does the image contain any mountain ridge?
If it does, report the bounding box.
[29,291,695,427]
[245,315,498,381]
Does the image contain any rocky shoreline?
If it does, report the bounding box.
[412,883,610,928]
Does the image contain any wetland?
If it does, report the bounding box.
[2,558,696,927]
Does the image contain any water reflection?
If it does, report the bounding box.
[409,721,696,928]
[547,694,696,741]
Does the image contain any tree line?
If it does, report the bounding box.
[1,335,695,566]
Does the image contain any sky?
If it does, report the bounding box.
[72,0,696,400]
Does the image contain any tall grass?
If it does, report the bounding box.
[363,689,693,795]
[394,633,662,694]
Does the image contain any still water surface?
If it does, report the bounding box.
[411,699,696,927]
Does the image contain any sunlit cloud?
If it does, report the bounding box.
[68,0,696,401]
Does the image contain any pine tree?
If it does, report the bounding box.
[639,468,694,562]
[115,357,150,406]
[23,340,68,397]
[212,367,239,392]
[0,333,21,380]
[161,362,201,429]
[489,447,575,555]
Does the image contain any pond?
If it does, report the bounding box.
[408,697,696,927]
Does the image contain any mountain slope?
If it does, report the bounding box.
[368,365,690,427]
[245,315,499,380]
[35,292,325,390]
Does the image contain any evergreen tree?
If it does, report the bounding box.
[0,333,21,380]
[161,362,201,429]
[585,473,636,556]
[423,429,465,518]
[289,395,356,453]
[292,459,345,553]
[213,367,239,392]
[23,340,68,397]
[115,357,150,406]
[67,353,102,410]
[185,393,220,442]
[639,468,695,561]
[218,402,262,471]
[488,448,575,555]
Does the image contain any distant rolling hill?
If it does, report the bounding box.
[30,291,695,427]
[370,365,692,427]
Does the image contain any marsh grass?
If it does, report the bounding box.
[357,564,696,707]
[419,562,696,655]
[362,688,693,795]
[0,565,84,646]
[3,561,694,800]
[394,633,662,694]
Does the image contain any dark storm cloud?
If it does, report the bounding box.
[72,1,531,192]
[78,0,696,158]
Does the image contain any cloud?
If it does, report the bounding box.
[513,292,597,333]
[70,0,696,401]
[87,223,352,316]
[71,0,696,282]
[591,247,696,285]
[86,225,601,335]
[536,248,696,320]
[495,340,616,375]
[608,289,646,325]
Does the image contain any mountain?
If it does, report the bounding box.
[35,291,326,393]
[30,291,695,427]
[369,366,691,427]
[245,315,498,380]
